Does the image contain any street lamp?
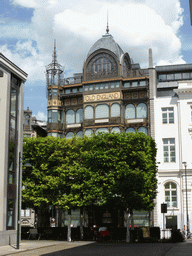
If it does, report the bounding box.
[182,162,189,238]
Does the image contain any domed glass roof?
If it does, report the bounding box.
[87,33,124,61]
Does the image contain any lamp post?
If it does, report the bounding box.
[182,162,189,238]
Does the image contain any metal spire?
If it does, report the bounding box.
[52,39,57,69]
[106,10,109,34]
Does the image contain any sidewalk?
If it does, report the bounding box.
[0,240,94,256]
[1,239,192,256]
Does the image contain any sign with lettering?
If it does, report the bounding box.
[84,92,121,102]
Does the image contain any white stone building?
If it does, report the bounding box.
[153,64,192,237]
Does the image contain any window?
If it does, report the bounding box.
[65,89,70,94]
[7,200,14,227]
[95,104,109,118]
[21,209,31,217]
[111,127,120,133]
[53,89,57,96]
[125,104,135,119]
[92,57,112,73]
[165,182,177,207]
[58,110,63,123]
[52,110,58,123]
[96,128,109,134]
[84,85,89,91]
[132,82,138,87]
[124,82,130,88]
[66,110,75,124]
[84,129,94,137]
[139,81,147,87]
[84,106,94,119]
[76,109,83,123]
[137,103,147,118]
[66,132,74,139]
[72,88,77,93]
[95,84,99,90]
[162,107,174,124]
[126,127,136,133]
[76,131,83,138]
[138,127,148,135]
[167,74,174,80]
[163,138,175,163]
[25,115,30,125]
[111,103,120,117]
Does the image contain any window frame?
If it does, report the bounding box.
[162,107,174,124]
[164,182,177,208]
[163,138,176,163]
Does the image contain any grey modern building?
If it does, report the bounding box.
[0,53,27,245]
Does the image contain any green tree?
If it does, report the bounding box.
[22,132,157,242]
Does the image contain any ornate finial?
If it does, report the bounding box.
[106,10,109,34]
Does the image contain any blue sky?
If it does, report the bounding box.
[0,0,192,122]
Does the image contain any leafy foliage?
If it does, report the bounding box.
[22,132,157,213]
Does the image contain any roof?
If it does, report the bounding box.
[87,33,124,60]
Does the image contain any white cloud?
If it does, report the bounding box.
[35,111,47,122]
[11,0,38,8]
[1,0,185,82]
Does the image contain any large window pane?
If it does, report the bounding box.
[137,127,148,135]
[164,182,177,208]
[125,104,135,119]
[96,128,109,134]
[84,106,94,119]
[111,127,120,133]
[95,104,109,118]
[137,103,147,118]
[76,108,83,123]
[84,129,94,137]
[126,127,136,133]
[66,110,75,124]
[66,132,74,139]
[111,103,120,117]
[52,110,58,123]
[76,131,83,138]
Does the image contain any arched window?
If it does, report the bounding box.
[76,131,83,138]
[125,104,135,119]
[76,108,83,123]
[126,127,136,133]
[84,129,94,137]
[91,57,112,73]
[137,127,148,135]
[25,115,30,125]
[95,104,109,118]
[96,128,109,134]
[66,110,75,124]
[164,182,177,208]
[66,132,74,139]
[111,103,120,117]
[137,103,147,118]
[84,106,94,119]
[111,127,121,133]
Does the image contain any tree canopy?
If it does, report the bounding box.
[22,132,157,214]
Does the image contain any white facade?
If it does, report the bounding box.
[154,77,192,237]
[0,53,27,245]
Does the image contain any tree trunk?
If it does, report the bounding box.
[80,208,84,240]
[67,209,72,242]
[126,209,130,243]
